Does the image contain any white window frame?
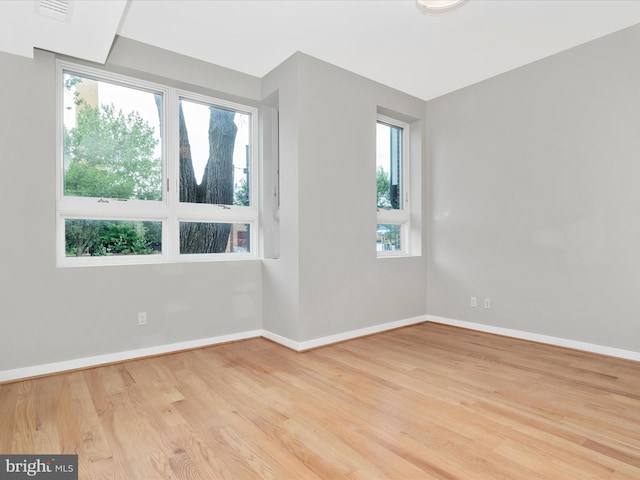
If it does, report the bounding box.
[56,61,259,267]
[376,114,410,257]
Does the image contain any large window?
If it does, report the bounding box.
[57,62,258,266]
[376,114,410,256]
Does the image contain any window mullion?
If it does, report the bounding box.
[165,88,179,263]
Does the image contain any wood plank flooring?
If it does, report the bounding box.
[1,322,639,479]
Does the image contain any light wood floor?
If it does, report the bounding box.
[1,322,640,479]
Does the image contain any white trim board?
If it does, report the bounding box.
[0,330,262,384]
[263,315,429,352]
[5,314,637,383]
[427,315,640,362]
[0,316,430,383]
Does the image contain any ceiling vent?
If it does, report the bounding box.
[36,0,72,21]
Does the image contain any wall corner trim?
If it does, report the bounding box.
[262,315,429,352]
[4,315,637,384]
[0,316,430,383]
[426,315,640,362]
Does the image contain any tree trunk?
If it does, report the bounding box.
[179,106,238,254]
[179,103,197,203]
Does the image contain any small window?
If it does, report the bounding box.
[65,219,162,257]
[376,114,410,256]
[179,222,250,255]
[376,224,403,253]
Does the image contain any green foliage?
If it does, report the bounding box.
[63,77,164,257]
[65,156,135,199]
[98,222,154,255]
[376,166,392,209]
[65,220,161,257]
[234,178,249,206]
[64,75,83,92]
[65,219,102,257]
[65,100,161,201]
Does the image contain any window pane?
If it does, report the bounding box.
[179,99,251,206]
[63,73,163,201]
[65,219,162,257]
[377,224,402,252]
[180,222,250,254]
[376,122,402,210]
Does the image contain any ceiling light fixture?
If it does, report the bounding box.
[416,0,465,13]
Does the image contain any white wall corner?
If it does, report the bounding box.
[260,329,303,351]
[426,315,640,362]
[1,315,433,383]
[263,315,429,352]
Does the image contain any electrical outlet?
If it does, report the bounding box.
[138,312,147,326]
[470,296,477,307]
[484,298,491,309]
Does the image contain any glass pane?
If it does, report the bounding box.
[63,73,163,201]
[377,224,402,252]
[65,219,162,257]
[179,99,250,206]
[180,222,250,254]
[376,122,402,210]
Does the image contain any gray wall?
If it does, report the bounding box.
[295,54,427,341]
[262,53,428,343]
[426,24,640,351]
[0,40,263,372]
[261,54,302,341]
[6,21,640,373]
[1,41,428,372]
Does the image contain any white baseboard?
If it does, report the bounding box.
[427,315,640,362]
[7,314,635,383]
[0,330,262,383]
[1,316,430,383]
[263,315,429,351]
[260,329,301,351]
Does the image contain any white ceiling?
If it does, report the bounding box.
[2,1,640,100]
[0,0,127,63]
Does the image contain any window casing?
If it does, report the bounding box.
[376,114,410,256]
[56,61,259,266]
